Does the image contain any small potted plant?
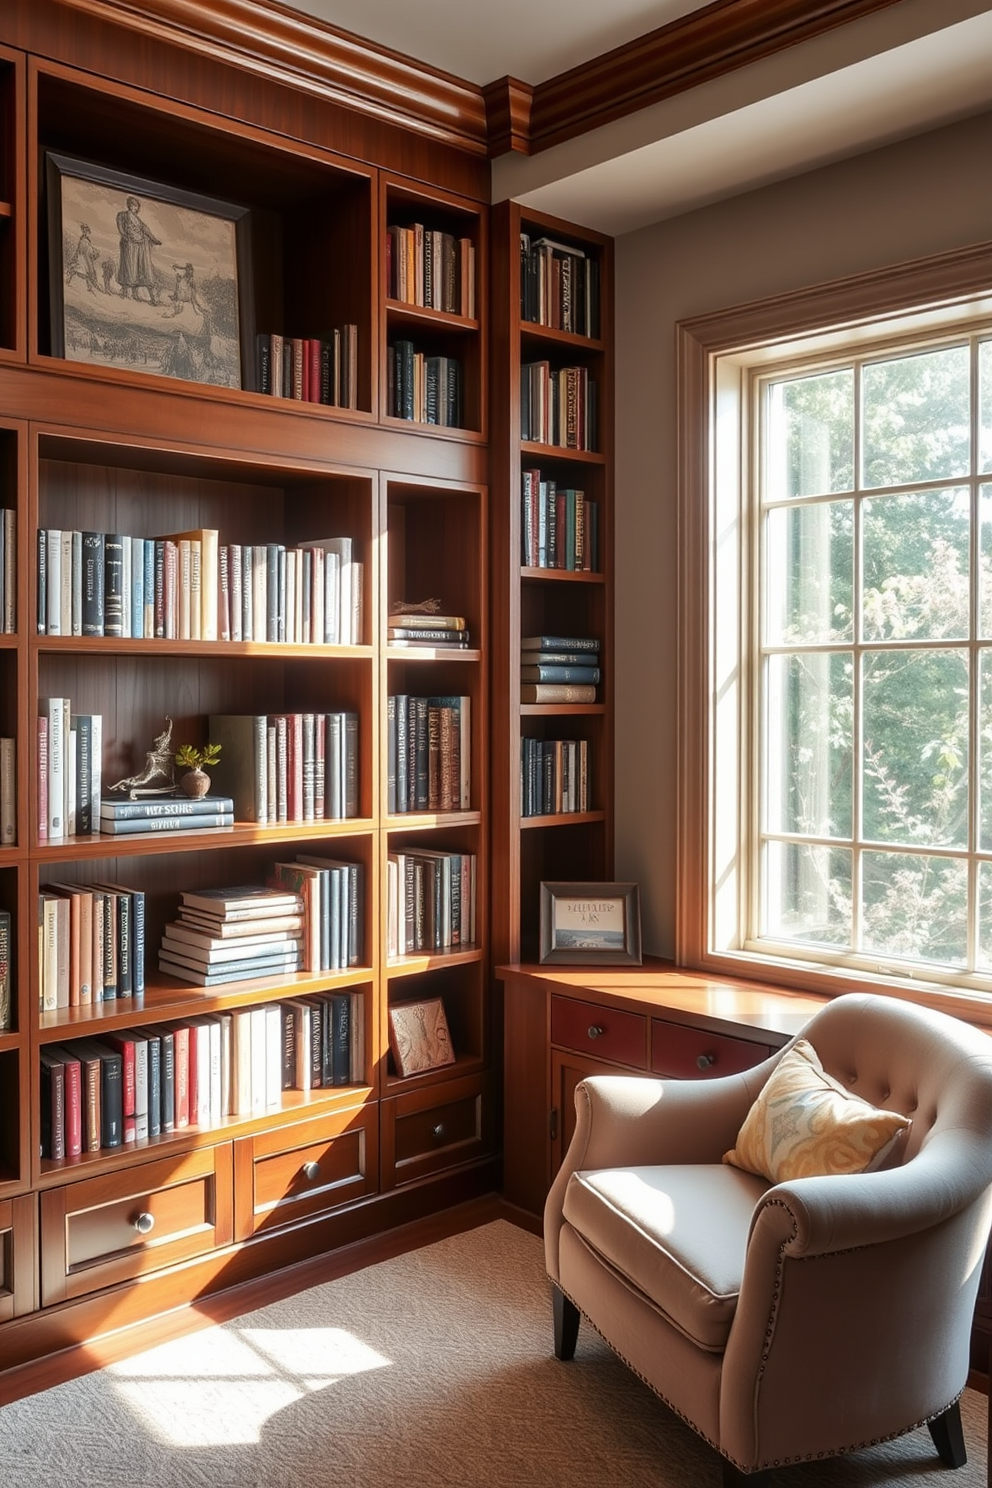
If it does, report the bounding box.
[174,740,222,798]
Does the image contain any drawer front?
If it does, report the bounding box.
[40,1145,233,1306]
[234,1102,378,1241]
[551,995,647,1069]
[381,1072,493,1188]
[651,1019,774,1079]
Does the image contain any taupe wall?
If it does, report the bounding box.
[613,109,992,957]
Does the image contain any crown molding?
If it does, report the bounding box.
[525,0,903,154]
[53,0,490,153]
[50,0,905,162]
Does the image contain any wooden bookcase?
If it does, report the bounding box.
[0,2,494,1387]
[489,202,615,966]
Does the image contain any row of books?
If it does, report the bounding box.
[387,848,476,956]
[521,635,601,700]
[255,326,359,408]
[386,224,476,319]
[521,470,600,572]
[387,610,470,649]
[37,702,102,841]
[39,877,145,1010]
[520,362,597,452]
[521,737,591,817]
[387,694,470,815]
[0,508,15,635]
[39,988,364,1159]
[37,528,364,646]
[209,711,360,824]
[520,232,601,339]
[388,342,462,427]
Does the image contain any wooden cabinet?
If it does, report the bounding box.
[500,960,821,1217]
[0,0,497,1390]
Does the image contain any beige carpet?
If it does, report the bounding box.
[0,1219,986,1487]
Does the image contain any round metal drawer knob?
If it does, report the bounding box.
[302,1161,321,1182]
[431,1123,446,1140]
[133,1211,155,1235]
[696,1052,716,1070]
[587,1025,604,1040]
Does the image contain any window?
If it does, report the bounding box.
[676,244,992,1013]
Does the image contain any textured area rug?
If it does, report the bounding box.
[0,1219,986,1487]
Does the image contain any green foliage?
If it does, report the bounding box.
[175,741,221,770]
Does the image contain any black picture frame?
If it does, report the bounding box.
[539,881,642,966]
[46,152,254,390]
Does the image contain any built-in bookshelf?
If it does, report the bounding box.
[0,1,494,1386]
[490,203,614,965]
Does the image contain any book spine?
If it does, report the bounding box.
[103,533,125,637]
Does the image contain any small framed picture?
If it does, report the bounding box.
[46,152,254,390]
[388,996,456,1077]
[539,881,642,966]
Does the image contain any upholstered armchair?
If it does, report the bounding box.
[545,992,992,1484]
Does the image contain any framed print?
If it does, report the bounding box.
[46,153,253,390]
[539,881,642,966]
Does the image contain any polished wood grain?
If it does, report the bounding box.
[482,76,534,158]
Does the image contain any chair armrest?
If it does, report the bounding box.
[544,1070,764,1281]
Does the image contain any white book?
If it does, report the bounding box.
[265,1003,282,1110]
[231,1007,253,1115]
[121,536,132,638]
[59,529,72,638]
[191,1018,213,1129]
[230,543,243,642]
[71,530,82,636]
[134,1034,149,1142]
[131,536,145,639]
[249,1005,267,1115]
[218,1011,232,1119]
[252,545,266,644]
[189,538,201,641]
[178,538,191,640]
[45,530,61,635]
[89,713,102,831]
[42,697,65,839]
[299,537,350,644]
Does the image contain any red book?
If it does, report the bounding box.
[307,338,321,403]
[104,1032,136,1142]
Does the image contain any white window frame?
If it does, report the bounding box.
[676,240,992,1025]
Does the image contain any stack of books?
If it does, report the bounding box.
[520,635,600,703]
[100,793,234,836]
[158,884,304,987]
[387,610,469,649]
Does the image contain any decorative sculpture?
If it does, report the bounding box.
[107,715,176,798]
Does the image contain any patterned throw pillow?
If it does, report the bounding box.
[723,1038,911,1183]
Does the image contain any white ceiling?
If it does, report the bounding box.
[277,0,992,236]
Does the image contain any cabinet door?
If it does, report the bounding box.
[551,1048,631,1179]
[0,1195,36,1321]
[233,1101,378,1242]
[40,1144,234,1306]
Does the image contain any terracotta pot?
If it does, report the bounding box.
[180,768,211,798]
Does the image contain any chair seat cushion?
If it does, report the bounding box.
[563,1163,770,1351]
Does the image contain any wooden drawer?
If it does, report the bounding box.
[381,1072,493,1188]
[0,1195,35,1321]
[551,995,647,1069]
[234,1102,378,1242]
[39,1145,234,1307]
[651,1019,774,1079]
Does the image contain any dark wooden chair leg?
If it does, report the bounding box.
[552,1284,580,1360]
[928,1401,967,1468]
[722,1461,771,1486]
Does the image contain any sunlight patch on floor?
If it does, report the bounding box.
[106,1323,393,1445]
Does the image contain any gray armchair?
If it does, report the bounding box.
[545,992,992,1483]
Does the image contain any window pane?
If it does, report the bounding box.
[862,345,970,488]
[976,862,992,969]
[764,501,853,644]
[862,648,969,848]
[764,652,852,838]
[862,488,969,641]
[861,851,967,967]
[766,369,853,500]
[981,340,992,474]
[762,841,851,946]
[979,651,992,852]
[979,485,992,637]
